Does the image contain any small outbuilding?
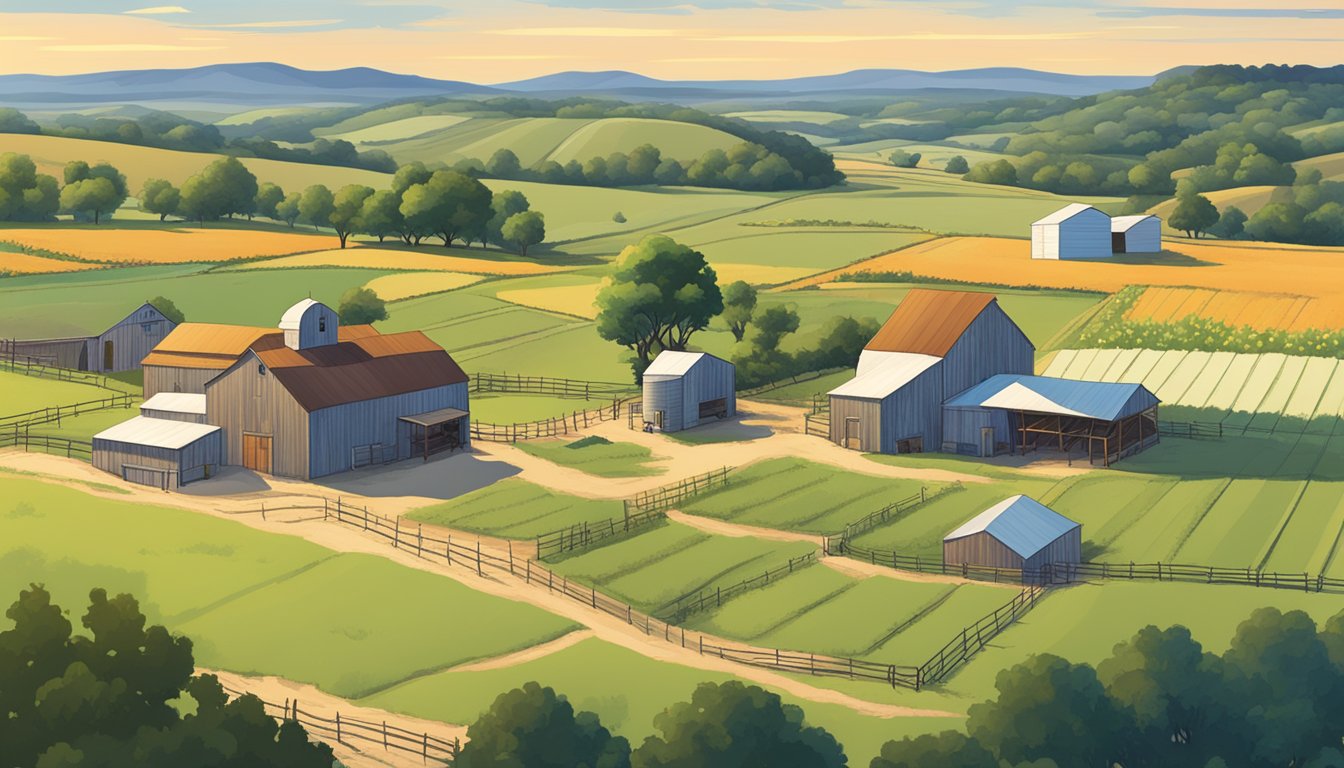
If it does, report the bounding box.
[93,415,223,490]
[943,495,1081,583]
[1110,215,1162,254]
[642,351,735,432]
[0,302,175,372]
[1031,203,1112,260]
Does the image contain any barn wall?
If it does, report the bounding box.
[1023,528,1083,575]
[828,396,882,451]
[143,366,219,398]
[92,431,222,489]
[205,351,309,478]
[878,364,944,453]
[644,376,685,432]
[1030,224,1054,260]
[941,406,1012,455]
[941,303,1035,399]
[943,532,1025,570]
[1124,219,1162,253]
[679,356,736,430]
[1,338,90,369]
[1057,209,1113,259]
[308,382,469,478]
[97,304,174,373]
[140,407,207,424]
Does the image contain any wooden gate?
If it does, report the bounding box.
[243,434,273,474]
[844,417,862,450]
[103,340,114,370]
[122,464,169,490]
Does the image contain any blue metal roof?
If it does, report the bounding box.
[945,374,1159,422]
[944,495,1080,559]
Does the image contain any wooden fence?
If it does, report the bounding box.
[736,367,847,401]
[624,466,731,515]
[0,392,135,432]
[535,506,667,560]
[915,586,1045,687]
[1158,420,1224,440]
[0,357,126,392]
[469,372,637,399]
[471,399,628,443]
[823,486,959,554]
[0,432,92,459]
[656,553,819,624]
[218,682,459,765]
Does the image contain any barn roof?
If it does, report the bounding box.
[251,330,468,412]
[143,324,383,370]
[1032,203,1103,226]
[93,415,220,450]
[946,374,1159,421]
[829,352,940,400]
[644,350,730,379]
[1111,214,1158,232]
[0,301,160,341]
[944,495,1080,559]
[864,289,996,358]
[141,392,207,416]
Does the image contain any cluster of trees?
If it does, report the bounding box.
[472,141,814,192]
[1,585,332,768]
[878,606,1344,768]
[0,152,60,221]
[1078,285,1344,358]
[1237,169,1344,245]
[725,288,881,388]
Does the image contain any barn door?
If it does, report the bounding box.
[980,427,995,457]
[103,340,114,370]
[844,418,861,451]
[242,434,273,474]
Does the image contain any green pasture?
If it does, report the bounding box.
[405,478,623,539]
[27,400,142,442]
[546,118,741,164]
[0,370,121,416]
[0,475,577,699]
[680,458,937,534]
[471,393,618,424]
[722,110,853,125]
[748,370,852,406]
[691,230,933,271]
[516,437,663,478]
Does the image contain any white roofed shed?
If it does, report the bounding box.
[93,416,223,490]
[943,495,1081,582]
[1031,203,1112,260]
[642,351,736,432]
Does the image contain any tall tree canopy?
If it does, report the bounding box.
[59,161,128,224]
[456,682,630,768]
[178,157,258,223]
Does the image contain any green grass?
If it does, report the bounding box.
[29,402,141,441]
[516,437,663,478]
[0,370,119,416]
[470,393,618,424]
[748,370,852,406]
[405,478,623,539]
[681,458,937,535]
[0,475,578,699]
[686,566,855,640]
[546,118,741,164]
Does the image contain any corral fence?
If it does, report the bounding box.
[0,357,126,393]
[824,485,960,554]
[467,372,641,443]
[917,586,1044,687]
[736,367,847,402]
[318,497,925,689]
[469,372,637,399]
[803,396,830,438]
[218,682,459,765]
[471,401,626,443]
[1158,420,1224,440]
[535,506,667,560]
[0,432,92,459]
[657,552,819,624]
[0,392,135,432]
[624,466,731,515]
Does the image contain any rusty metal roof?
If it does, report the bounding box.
[864,289,997,357]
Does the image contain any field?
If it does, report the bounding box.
[0,226,337,265]
[0,243,101,274]
[405,478,624,538]
[361,271,484,301]
[723,110,852,124]
[680,457,939,534]
[516,437,663,478]
[230,246,570,275]
[320,114,473,143]
[470,393,622,423]
[0,369,120,415]
[1122,286,1330,331]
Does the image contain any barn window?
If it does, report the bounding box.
[257,364,267,376]
[141,322,156,335]
[319,316,326,333]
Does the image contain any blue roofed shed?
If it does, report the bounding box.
[943,495,1082,582]
[943,374,1160,465]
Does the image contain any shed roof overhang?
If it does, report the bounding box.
[399,407,469,428]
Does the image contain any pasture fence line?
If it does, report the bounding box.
[0,356,127,393]
[824,484,961,554]
[217,682,459,765]
[0,392,135,432]
[624,466,732,516]
[318,497,925,689]
[916,586,1045,688]
[535,506,667,561]
[736,367,848,401]
[470,399,628,443]
[469,372,638,399]
[803,396,830,438]
[656,552,820,624]
[0,432,92,459]
[1158,420,1224,440]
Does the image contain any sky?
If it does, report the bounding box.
[0,0,1341,81]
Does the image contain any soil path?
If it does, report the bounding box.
[821,555,1021,589]
[665,509,825,546]
[445,629,595,672]
[1,454,960,721]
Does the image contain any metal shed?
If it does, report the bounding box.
[140,392,208,423]
[642,351,736,432]
[1111,215,1162,254]
[944,374,1160,465]
[1031,203,1112,260]
[943,495,1081,583]
[92,416,222,490]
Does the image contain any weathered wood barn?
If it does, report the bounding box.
[1031,203,1113,260]
[943,495,1081,583]
[828,290,1034,454]
[642,351,736,432]
[0,302,174,372]
[1110,214,1162,254]
[94,299,470,486]
[92,416,223,490]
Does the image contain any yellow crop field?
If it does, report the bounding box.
[363,271,483,301]
[497,283,602,319]
[713,263,820,286]
[1126,287,1320,331]
[0,250,103,274]
[245,247,569,276]
[0,227,336,264]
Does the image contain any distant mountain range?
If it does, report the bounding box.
[0,62,1165,113]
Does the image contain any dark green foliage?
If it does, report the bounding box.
[566,436,613,449]
[0,152,60,221]
[870,731,997,768]
[502,210,545,256]
[1242,180,1344,245]
[399,170,493,247]
[888,150,921,168]
[943,155,969,174]
[963,159,1017,186]
[59,161,128,224]
[486,148,522,178]
[612,211,627,223]
[0,585,332,768]
[631,681,845,768]
[1169,193,1219,238]
[148,296,185,325]
[139,178,181,221]
[337,287,388,325]
[455,681,630,768]
[253,182,284,220]
[721,280,758,342]
[1209,205,1248,239]
[732,305,800,385]
[177,157,259,223]
[0,107,40,134]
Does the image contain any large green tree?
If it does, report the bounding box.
[329,184,374,248]
[253,181,285,221]
[399,170,493,247]
[60,161,128,224]
[456,682,630,768]
[337,287,388,324]
[139,178,180,221]
[631,681,845,768]
[0,153,59,221]
[502,211,545,256]
[595,235,723,381]
[1170,192,1220,238]
[296,184,335,231]
[359,189,404,243]
[177,157,258,223]
[721,280,758,342]
[487,189,530,247]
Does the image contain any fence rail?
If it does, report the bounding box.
[218,682,459,764]
[535,506,667,560]
[469,372,638,399]
[471,399,628,443]
[0,432,93,458]
[657,553,819,623]
[736,367,847,401]
[624,466,731,515]
[1158,420,1224,440]
[0,357,127,392]
[916,587,1044,686]
[0,393,135,431]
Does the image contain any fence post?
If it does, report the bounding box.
[508,541,515,576]
[417,523,423,557]
[447,534,453,566]
[476,540,483,577]
[336,711,342,743]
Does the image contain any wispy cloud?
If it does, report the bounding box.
[195,18,343,28]
[1100,6,1344,19]
[41,43,223,51]
[0,35,57,41]
[123,5,190,14]
[489,26,685,37]
[434,54,561,60]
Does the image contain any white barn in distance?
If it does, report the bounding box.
[1031,203,1113,260]
[1111,215,1162,254]
[642,351,735,432]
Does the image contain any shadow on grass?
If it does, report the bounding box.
[1108,249,1218,267]
[316,449,520,500]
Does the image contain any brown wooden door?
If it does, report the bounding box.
[844,418,861,450]
[103,340,114,370]
[242,434,272,474]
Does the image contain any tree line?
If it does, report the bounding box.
[1162,170,1344,246]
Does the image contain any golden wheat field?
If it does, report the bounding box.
[1124,287,1327,331]
[244,247,569,276]
[0,227,337,264]
[362,271,483,301]
[496,282,602,319]
[0,250,104,274]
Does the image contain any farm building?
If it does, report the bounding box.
[94,298,471,486]
[943,495,1081,583]
[827,289,1160,464]
[642,351,735,432]
[92,416,223,490]
[1030,203,1112,260]
[1110,215,1162,254]
[0,302,175,372]
[828,289,1034,454]
[943,374,1160,465]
